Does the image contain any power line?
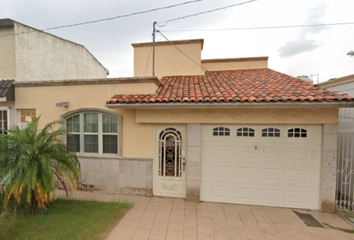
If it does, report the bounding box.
[156,0,260,27]
[157,30,354,120]
[0,0,204,38]
[162,22,354,32]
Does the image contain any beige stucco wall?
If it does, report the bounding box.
[133,41,204,79]
[14,23,108,81]
[112,82,158,95]
[0,27,16,80]
[136,108,338,124]
[201,59,268,71]
[15,84,153,158]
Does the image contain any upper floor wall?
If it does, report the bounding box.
[132,38,269,79]
[0,19,16,80]
[201,57,268,71]
[133,39,205,79]
[0,19,109,82]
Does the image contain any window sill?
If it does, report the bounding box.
[76,153,152,161]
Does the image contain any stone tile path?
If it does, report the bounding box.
[54,190,354,240]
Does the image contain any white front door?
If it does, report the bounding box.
[154,125,187,198]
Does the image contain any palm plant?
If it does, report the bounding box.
[0,117,80,213]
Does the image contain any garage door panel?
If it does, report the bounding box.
[201,124,321,210]
[201,181,320,209]
[234,187,256,201]
[259,147,283,160]
[235,146,256,159]
[259,168,281,181]
[210,145,233,157]
[210,165,232,180]
[259,189,282,203]
[203,162,320,188]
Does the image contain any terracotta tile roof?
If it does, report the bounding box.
[0,80,14,98]
[106,69,353,104]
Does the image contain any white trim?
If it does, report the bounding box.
[65,111,121,156]
[0,107,10,134]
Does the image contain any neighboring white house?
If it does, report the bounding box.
[0,18,109,133]
[318,74,354,211]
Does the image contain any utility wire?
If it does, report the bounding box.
[0,0,204,38]
[156,0,260,27]
[157,30,354,120]
[162,22,354,32]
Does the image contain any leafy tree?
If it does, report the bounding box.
[348,51,354,57]
[0,117,80,213]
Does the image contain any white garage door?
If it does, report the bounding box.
[201,125,322,209]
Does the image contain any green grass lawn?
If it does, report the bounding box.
[0,198,133,240]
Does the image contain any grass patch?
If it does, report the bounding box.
[0,198,133,240]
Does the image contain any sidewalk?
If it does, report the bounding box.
[54,190,354,240]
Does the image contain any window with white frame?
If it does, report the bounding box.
[0,107,10,134]
[18,109,36,129]
[262,128,280,137]
[236,127,255,137]
[288,128,307,138]
[213,127,230,136]
[66,112,120,155]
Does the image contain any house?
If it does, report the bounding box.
[318,74,354,211]
[13,39,354,213]
[0,18,108,132]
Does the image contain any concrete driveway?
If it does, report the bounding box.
[55,190,354,240]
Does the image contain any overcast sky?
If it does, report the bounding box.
[1,0,353,83]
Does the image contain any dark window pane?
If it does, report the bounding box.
[103,135,118,154]
[301,133,307,137]
[295,133,300,137]
[84,113,98,133]
[262,133,267,137]
[67,135,80,152]
[275,133,280,137]
[84,135,98,153]
[249,132,254,137]
[243,127,248,131]
[102,114,118,133]
[269,133,274,137]
[219,127,224,131]
[250,129,254,133]
[275,129,280,132]
[243,132,248,137]
[66,114,80,132]
[225,131,230,136]
[219,132,224,136]
[269,128,274,131]
[288,133,293,137]
[237,132,242,136]
[213,131,218,136]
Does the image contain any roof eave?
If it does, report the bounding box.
[106,101,354,110]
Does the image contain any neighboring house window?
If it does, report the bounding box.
[213,127,230,136]
[236,127,255,137]
[262,128,280,137]
[288,128,307,138]
[66,112,120,155]
[18,109,36,129]
[0,107,10,134]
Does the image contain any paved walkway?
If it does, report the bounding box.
[54,190,354,240]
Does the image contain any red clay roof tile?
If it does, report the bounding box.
[106,69,354,104]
